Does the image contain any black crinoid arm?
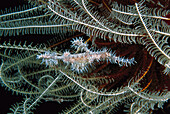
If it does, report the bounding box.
[0,0,169,114]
